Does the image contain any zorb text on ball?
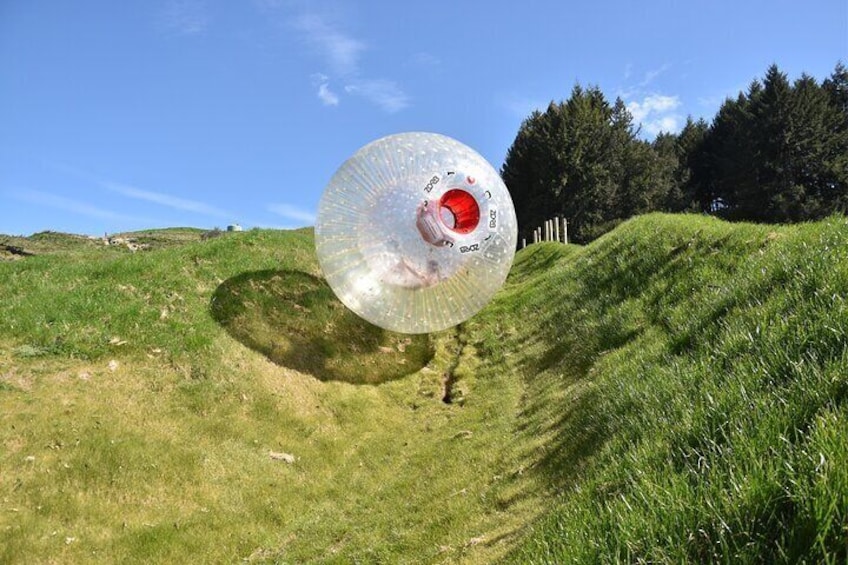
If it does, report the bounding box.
[315,132,518,334]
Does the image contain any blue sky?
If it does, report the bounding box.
[1,0,846,235]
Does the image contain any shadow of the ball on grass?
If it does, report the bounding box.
[210,269,432,384]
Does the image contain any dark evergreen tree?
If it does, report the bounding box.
[622,136,675,217]
[651,131,687,212]
[669,117,710,212]
[769,73,842,219]
[501,109,546,234]
[741,64,795,220]
[706,88,757,215]
[560,86,620,241]
[821,62,848,212]
[823,61,848,116]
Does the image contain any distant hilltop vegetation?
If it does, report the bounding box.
[0,227,269,260]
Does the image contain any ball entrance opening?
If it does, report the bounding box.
[438,189,480,234]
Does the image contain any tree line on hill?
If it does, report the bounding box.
[501,62,848,244]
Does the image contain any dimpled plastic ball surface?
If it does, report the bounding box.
[315,132,518,334]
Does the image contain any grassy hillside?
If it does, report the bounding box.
[0,227,536,563]
[1,214,846,563]
[479,214,848,562]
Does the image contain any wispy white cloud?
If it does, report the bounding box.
[45,164,232,220]
[640,63,671,87]
[627,94,680,122]
[102,182,230,218]
[294,13,365,76]
[267,203,316,225]
[616,62,684,137]
[344,79,409,113]
[12,189,152,224]
[626,94,683,137]
[317,83,340,106]
[311,73,339,106]
[289,11,409,113]
[160,0,209,36]
[644,115,682,137]
[617,63,672,97]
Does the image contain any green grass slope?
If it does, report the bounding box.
[0,227,537,563]
[1,214,846,563]
[472,213,848,563]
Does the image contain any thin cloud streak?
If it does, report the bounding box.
[640,63,671,87]
[267,203,316,224]
[12,189,152,224]
[46,165,233,221]
[344,79,409,113]
[102,182,231,218]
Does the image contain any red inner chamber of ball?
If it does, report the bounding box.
[438,189,480,234]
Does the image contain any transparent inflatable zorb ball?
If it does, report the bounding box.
[315,132,518,334]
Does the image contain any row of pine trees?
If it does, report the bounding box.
[501,63,848,244]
